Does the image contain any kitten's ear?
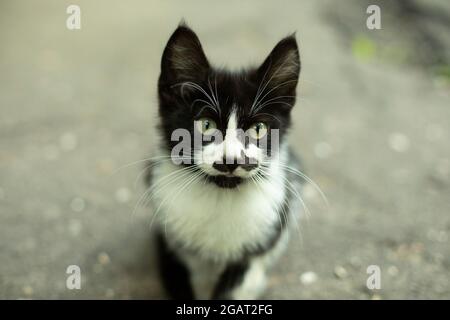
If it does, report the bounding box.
[257,35,300,94]
[160,24,210,85]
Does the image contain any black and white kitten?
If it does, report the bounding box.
[148,23,303,299]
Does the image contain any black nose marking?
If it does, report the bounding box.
[213,159,239,173]
[212,156,258,173]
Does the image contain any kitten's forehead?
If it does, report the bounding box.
[226,106,238,129]
[209,71,258,118]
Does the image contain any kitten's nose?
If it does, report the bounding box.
[213,158,239,173]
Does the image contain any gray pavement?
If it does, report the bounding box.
[0,0,449,299]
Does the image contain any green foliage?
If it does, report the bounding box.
[352,35,376,61]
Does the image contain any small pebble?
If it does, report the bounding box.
[349,256,362,268]
[334,265,348,279]
[98,252,111,265]
[115,187,131,203]
[299,271,318,285]
[388,133,410,153]
[70,197,85,212]
[314,142,332,159]
[59,132,78,151]
[22,286,34,296]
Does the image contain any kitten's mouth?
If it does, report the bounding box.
[206,175,243,189]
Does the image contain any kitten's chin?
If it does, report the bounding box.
[206,175,244,189]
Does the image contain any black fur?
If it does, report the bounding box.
[153,23,301,299]
[212,261,250,299]
[157,23,300,189]
[156,232,194,299]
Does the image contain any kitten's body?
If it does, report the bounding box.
[151,146,302,299]
[148,24,303,299]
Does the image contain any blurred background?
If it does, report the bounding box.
[0,0,449,299]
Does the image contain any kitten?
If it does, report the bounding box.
[148,23,303,299]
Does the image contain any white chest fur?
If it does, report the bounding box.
[151,160,287,262]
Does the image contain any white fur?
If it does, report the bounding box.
[179,250,225,299]
[151,109,296,298]
[152,151,287,262]
[228,231,290,299]
[230,258,267,299]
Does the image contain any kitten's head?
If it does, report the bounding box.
[157,23,300,188]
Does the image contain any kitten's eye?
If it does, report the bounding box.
[195,117,217,135]
[248,122,268,140]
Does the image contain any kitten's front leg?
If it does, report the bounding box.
[156,232,195,299]
[212,258,267,300]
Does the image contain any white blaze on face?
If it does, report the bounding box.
[223,111,244,162]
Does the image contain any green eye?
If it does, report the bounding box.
[195,117,217,135]
[249,122,268,140]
